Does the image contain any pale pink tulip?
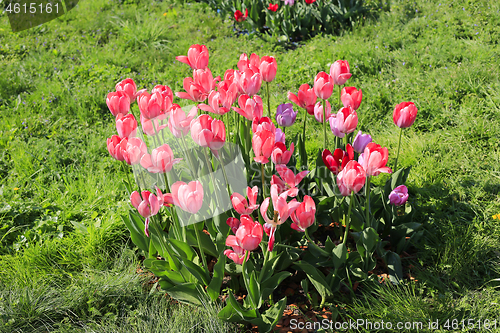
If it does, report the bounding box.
[337,160,366,196]
[175,44,209,70]
[123,137,148,165]
[170,181,204,214]
[138,91,163,120]
[193,68,220,94]
[175,77,208,102]
[260,184,300,226]
[233,94,263,120]
[358,143,392,177]
[140,113,168,136]
[190,114,226,154]
[106,91,130,118]
[235,68,262,96]
[237,53,260,72]
[290,195,316,232]
[276,165,309,193]
[116,113,137,138]
[330,106,358,138]
[330,60,352,86]
[107,135,126,161]
[313,100,332,123]
[231,186,259,215]
[168,104,198,138]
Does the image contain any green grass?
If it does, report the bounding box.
[1,0,500,331]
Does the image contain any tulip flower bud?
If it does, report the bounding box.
[393,102,418,128]
[389,185,409,206]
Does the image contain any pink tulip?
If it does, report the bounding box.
[237,53,260,72]
[358,143,392,177]
[224,244,246,264]
[313,72,333,100]
[313,100,332,123]
[140,113,168,136]
[151,85,174,114]
[322,145,354,175]
[235,68,262,96]
[233,215,263,251]
[330,60,352,86]
[231,186,259,215]
[341,87,362,110]
[252,116,275,134]
[130,187,164,237]
[115,78,137,101]
[260,184,300,226]
[275,128,286,144]
[233,94,263,120]
[337,160,366,196]
[252,124,275,164]
[290,195,316,232]
[116,113,137,138]
[259,56,277,82]
[170,181,204,214]
[270,174,287,195]
[271,142,294,165]
[190,114,226,154]
[106,91,130,118]
[393,102,418,128]
[287,84,317,115]
[199,83,238,115]
[107,135,126,161]
[140,144,182,173]
[138,91,163,120]
[193,68,220,94]
[168,104,198,138]
[175,44,209,70]
[226,217,241,234]
[330,106,358,138]
[175,77,208,102]
[275,165,309,196]
[123,137,148,165]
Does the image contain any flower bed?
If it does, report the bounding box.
[106,43,422,332]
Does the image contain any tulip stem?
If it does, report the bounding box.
[246,119,251,156]
[194,222,208,273]
[259,244,270,283]
[302,108,307,141]
[203,148,223,215]
[121,161,133,194]
[217,154,232,197]
[394,127,403,172]
[342,192,354,245]
[365,176,371,228]
[180,135,197,180]
[266,82,271,118]
[261,163,267,198]
[323,99,329,150]
[338,85,342,108]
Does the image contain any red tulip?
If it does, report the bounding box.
[130,187,164,237]
[330,60,352,86]
[190,114,226,154]
[341,87,362,110]
[268,3,278,11]
[234,9,248,22]
[115,113,137,138]
[252,123,275,164]
[291,195,316,232]
[107,135,126,161]
[330,106,358,138]
[175,77,208,102]
[233,94,263,120]
[305,0,316,3]
[271,142,294,165]
[230,186,259,215]
[106,91,130,118]
[115,78,137,101]
[138,91,163,120]
[175,44,209,70]
[259,56,277,82]
[358,142,392,177]
[168,104,197,138]
[393,101,418,128]
[337,160,366,196]
[234,68,262,96]
[140,144,182,173]
[123,137,148,165]
[313,72,333,100]
[287,83,317,115]
[170,180,204,214]
[322,145,354,175]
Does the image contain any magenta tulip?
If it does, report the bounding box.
[175,44,209,70]
[275,128,286,144]
[352,130,372,154]
[389,185,409,206]
[275,165,309,196]
[330,60,352,86]
[276,103,297,127]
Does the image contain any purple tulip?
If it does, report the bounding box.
[389,185,409,206]
[352,130,372,153]
[275,103,297,127]
[275,128,286,144]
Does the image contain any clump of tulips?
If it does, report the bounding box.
[105,43,421,333]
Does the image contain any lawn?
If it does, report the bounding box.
[1,0,500,332]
